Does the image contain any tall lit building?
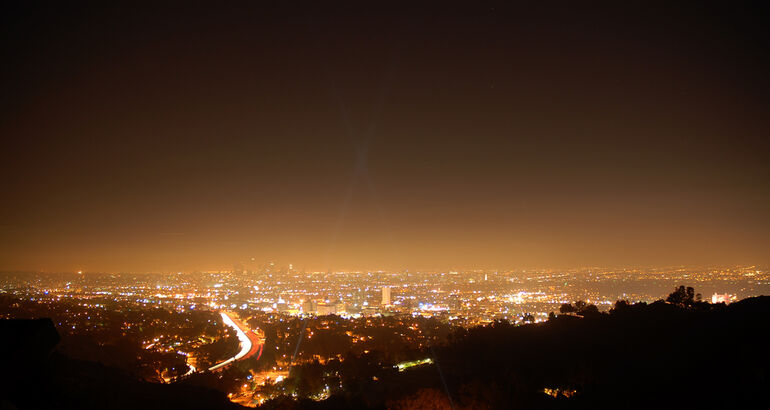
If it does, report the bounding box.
[302,300,316,314]
[712,293,734,304]
[381,286,391,306]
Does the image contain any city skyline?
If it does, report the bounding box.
[2,2,770,408]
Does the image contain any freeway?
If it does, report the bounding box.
[209,311,264,372]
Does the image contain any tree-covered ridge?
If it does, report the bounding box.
[259,290,770,409]
[2,287,768,409]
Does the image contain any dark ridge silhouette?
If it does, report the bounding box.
[0,319,241,410]
[1,319,60,408]
[2,295,769,409]
[259,296,770,409]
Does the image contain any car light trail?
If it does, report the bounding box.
[209,312,252,371]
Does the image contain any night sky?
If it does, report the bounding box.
[2,1,769,272]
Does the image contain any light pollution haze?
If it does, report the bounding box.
[1,2,769,272]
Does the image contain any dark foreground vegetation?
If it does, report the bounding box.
[266,294,770,409]
[2,291,769,409]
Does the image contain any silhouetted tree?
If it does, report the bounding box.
[561,301,598,317]
[492,318,510,328]
[666,286,696,307]
[610,300,630,314]
[559,303,576,314]
[580,304,600,317]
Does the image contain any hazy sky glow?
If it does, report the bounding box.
[1,1,769,272]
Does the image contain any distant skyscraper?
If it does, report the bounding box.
[302,300,316,314]
[381,286,391,306]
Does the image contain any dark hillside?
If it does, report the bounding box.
[424,297,770,409]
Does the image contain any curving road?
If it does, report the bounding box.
[209,311,263,372]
